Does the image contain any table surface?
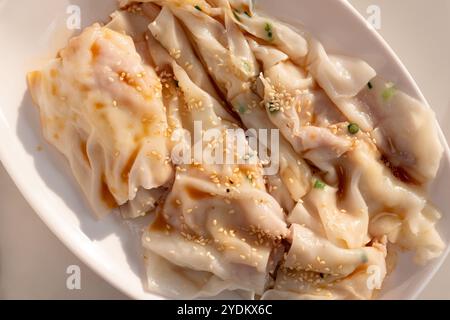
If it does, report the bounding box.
[1,0,450,299]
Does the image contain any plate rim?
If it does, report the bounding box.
[0,0,449,300]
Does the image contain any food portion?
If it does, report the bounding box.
[28,23,173,218]
[28,0,445,299]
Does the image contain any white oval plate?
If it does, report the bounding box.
[0,0,449,299]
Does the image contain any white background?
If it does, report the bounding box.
[1,0,449,299]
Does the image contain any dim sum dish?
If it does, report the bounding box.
[1,0,449,299]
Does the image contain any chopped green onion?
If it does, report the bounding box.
[267,101,279,113]
[313,179,326,190]
[244,11,251,17]
[382,82,396,101]
[242,60,251,72]
[264,22,273,40]
[367,81,373,89]
[232,10,241,22]
[361,253,369,264]
[194,5,202,11]
[238,104,247,114]
[347,123,360,135]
